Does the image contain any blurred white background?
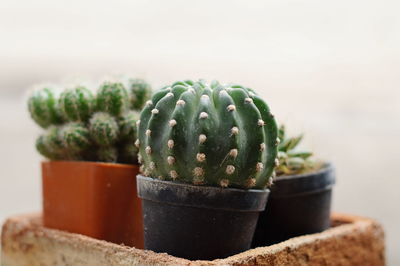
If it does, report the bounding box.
[0,0,399,264]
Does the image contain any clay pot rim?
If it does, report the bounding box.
[42,160,139,169]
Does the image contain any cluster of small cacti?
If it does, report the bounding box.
[137,80,279,189]
[30,77,319,187]
[28,79,151,164]
[275,125,317,176]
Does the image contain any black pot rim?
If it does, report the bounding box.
[270,162,335,198]
[137,175,270,212]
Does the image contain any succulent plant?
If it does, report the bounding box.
[36,123,91,161]
[60,122,91,153]
[36,126,65,160]
[127,79,152,110]
[28,87,64,128]
[275,125,316,176]
[118,111,140,140]
[29,78,151,164]
[96,82,130,117]
[89,112,119,147]
[59,86,95,122]
[137,80,279,189]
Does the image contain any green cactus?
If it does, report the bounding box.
[30,78,150,164]
[60,122,91,153]
[138,80,279,189]
[118,111,140,140]
[275,125,316,176]
[127,79,152,110]
[28,87,64,128]
[96,82,129,117]
[89,112,119,147]
[59,86,94,122]
[36,126,65,160]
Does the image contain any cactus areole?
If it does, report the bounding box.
[138,80,278,189]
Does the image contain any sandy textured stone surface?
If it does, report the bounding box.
[1,213,385,266]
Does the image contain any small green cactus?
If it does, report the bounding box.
[96,82,129,117]
[60,122,91,153]
[59,86,94,122]
[118,111,140,140]
[36,126,65,160]
[138,80,279,189]
[275,125,316,176]
[28,87,64,128]
[127,79,152,110]
[29,78,149,164]
[89,112,119,146]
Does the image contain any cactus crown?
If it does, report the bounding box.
[275,125,318,176]
[28,78,152,164]
[138,80,278,189]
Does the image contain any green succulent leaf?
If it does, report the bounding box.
[275,125,317,176]
[287,150,313,159]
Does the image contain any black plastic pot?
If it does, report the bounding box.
[137,175,269,260]
[252,163,335,247]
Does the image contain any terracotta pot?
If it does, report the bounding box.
[42,161,143,248]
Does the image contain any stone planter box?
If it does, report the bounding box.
[1,213,385,266]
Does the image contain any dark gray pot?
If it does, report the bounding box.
[253,163,335,247]
[137,175,269,260]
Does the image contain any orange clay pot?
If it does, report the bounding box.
[41,161,143,248]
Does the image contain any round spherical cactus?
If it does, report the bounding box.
[59,86,95,122]
[36,126,65,159]
[137,80,279,189]
[118,110,140,141]
[89,112,119,147]
[60,122,91,153]
[28,87,64,128]
[127,79,152,110]
[96,82,129,117]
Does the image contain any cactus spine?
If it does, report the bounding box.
[138,80,278,189]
